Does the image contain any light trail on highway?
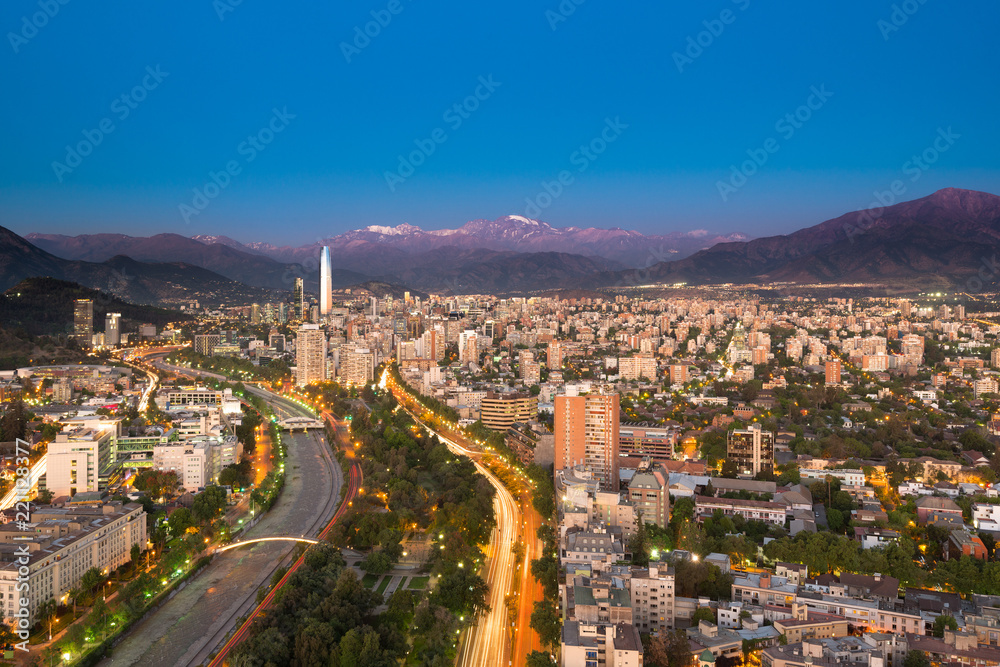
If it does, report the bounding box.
[208,408,362,667]
[383,369,523,667]
[0,458,45,511]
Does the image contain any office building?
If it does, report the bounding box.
[153,435,241,492]
[45,427,115,497]
[555,393,620,490]
[73,299,93,346]
[104,313,121,347]
[618,424,675,459]
[628,460,670,528]
[618,354,657,381]
[194,334,222,356]
[319,246,332,317]
[0,501,147,625]
[52,378,72,403]
[727,424,774,477]
[459,329,478,365]
[480,393,538,431]
[295,324,328,386]
[294,277,304,320]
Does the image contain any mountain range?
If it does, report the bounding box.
[187,217,748,269]
[9,188,1000,300]
[27,216,743,294]
[589,188,1000,291]
[0,226,279,305]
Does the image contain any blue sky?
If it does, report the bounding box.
[1,1,997,244]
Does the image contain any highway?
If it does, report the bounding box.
[382,369,524,667]
[0,457,45,511]
[100,373,344,667]
[206,405,361,666]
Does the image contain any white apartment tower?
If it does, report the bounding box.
[296,324,328,386]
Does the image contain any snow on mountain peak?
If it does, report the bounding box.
[362,223,423,236]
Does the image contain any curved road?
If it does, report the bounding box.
[383,370,522,667]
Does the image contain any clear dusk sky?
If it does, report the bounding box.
[1,1,998,245]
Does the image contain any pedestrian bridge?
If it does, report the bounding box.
[215,536,320,553]
[277,416,325,430]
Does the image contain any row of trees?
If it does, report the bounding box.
[240,386,496,665]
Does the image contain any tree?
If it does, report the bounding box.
[691,606,716,624]
[168,507,195,535]
[80,567,103,598]
[360,550,392,575]
[0,398,27,442]
[647,628,694,667]
[933,614,959,637]
[191,486,227,523]
[37,598,57,640]
[720,459,739,479]
[526,651,557,667]
[629,521,650,566]
[133,469,179,501]
[902,650,931,667]
[36,488,54,505]
[530,600,562,648]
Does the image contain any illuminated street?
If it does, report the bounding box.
[383,369,535,667]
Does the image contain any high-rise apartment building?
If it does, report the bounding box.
[104,312,121,346]
[825,359,842,386]
[319,246,332,317]
[295,324,327,386]
[727,424,774,477]
[340,347,375,386]
[547,341,563,369]
[459,329,478,365]
[73,299,93,346]
[555,393,620,490]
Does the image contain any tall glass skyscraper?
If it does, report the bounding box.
[293,277,304,320]
[319,246,332,316]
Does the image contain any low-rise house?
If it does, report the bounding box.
[915,495,963,524]
[854,527,900,550]
[906,630,1000,667]
[695,496,786,526]
[948,530,988,560]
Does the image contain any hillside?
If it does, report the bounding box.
[0,226,284,305]
[591,188,1000,290]
[1,277,192,337]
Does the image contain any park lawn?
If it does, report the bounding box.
[361,573,380,589]
[407,576,429,590]
[376,576,392,595]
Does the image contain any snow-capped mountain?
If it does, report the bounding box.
[244,215,749,268]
